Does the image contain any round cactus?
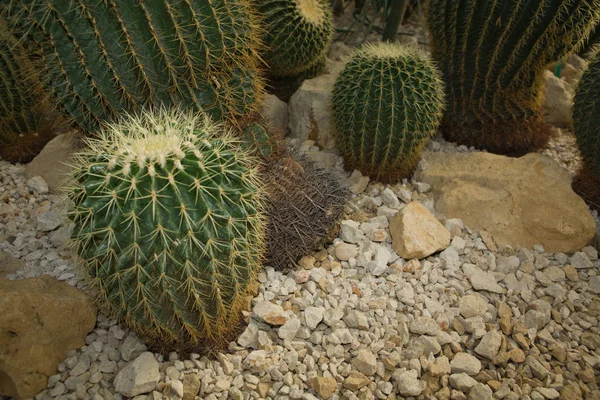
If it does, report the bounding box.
[66,109,265,350]
[257,0,334,77]
[426,0,600,155]
[16,0,264,132]
[573,56,600,209]
[332,43,445,183]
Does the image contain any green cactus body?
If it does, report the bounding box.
[257,0,334,77]
[20,0,263,133]
[67,110,265,349]
[0,15,61,163]
[426,0,600,155]
[573,56,600,209]
[331,43,445,184]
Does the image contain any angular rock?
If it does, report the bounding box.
[469,383,493,400]
[352,349,377,375]
[252,301,287,326]
[475,330,502,360]
[416,152,595,253]
[396,370,425,397]
[182,373,201,400]
[278,318,301,341]
[449,373,478,391]
[469,270,503,293]
[525,300,551,330]
[542,70,573,127]
[310,376,337,399]
[26,132,84,193]
[343,371,370,390]
[459,295,489,318]
[304,307,325,329]
[0,275,96,399]
[390,202,450,259]
[429,356,451,377]
[113,352,160,397]
[335,243,358,261]
[340,220,364,243]
[410,316,439,335]
[27,176,49,194]
[450,353,481,375]
[344,310,369,330]
[261,94,288,133]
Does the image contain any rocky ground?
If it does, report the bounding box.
[1,125,600,400]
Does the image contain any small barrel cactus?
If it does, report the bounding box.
[332,43,445,183]
[257,0,334,77]
[426,0,600,155]
[17,0,264,132]
[573,56,600,209]
[66,109,265,350]
[263,151,348,269]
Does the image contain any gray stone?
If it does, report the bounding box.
[335,243,358,261]
[572,252,593,269]
[344,310,369,330]
[525,300,551,330]
[395,370,425,397]
[252,301,287,326]
[469,270,503,293]
[27,176,49,194]
[37,210,63,232]
[469,383,493,400]
[589,276,600,294]
[381,188,401,208]
[278,318,301,341]
[459,294,488,318]
[474,330,502,360]
[323,308,344,326]
[304,307,324,329]
[121,335,148,362]
[113,352,160,398]
[496,256,520,274]
[70,354,90,377]
[261,94,288,133]
[449,373,478,391]
[340,220,364,243]
[410,316,439,335]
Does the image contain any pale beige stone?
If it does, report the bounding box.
[417,152,595,254]
[389,202,451,259]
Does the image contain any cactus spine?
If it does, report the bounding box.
[0,15,61,163]
[19,0,264,133]
[257,0,334,77]
[332,43,445,183]
[66,109,265,350]
[572,56,600,210]
[426,0,600,155]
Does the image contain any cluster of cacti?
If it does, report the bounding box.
[256,0,334,77]
[0,15,62,163]
[263,151,348,269]
[66,110,266,350]
[15,0,264,133]
[426,0,600,155]
[331,42,445,183]
[572,56,600,210]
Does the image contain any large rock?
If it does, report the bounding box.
[287,61,344,150]
[542,70,574,127]
[261,94,288,133]
[417,152,595,254]
[0,275,97,399]
[25,132,84,194]
[390,202,451,259]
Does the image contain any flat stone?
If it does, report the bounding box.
[469,383,493,400]
[416,152,595,253]
[113,352,160,398]
[343,371,370,390]
[469,270,503,293]
[335,243,358,261]
[252,301,287,326]
[572,252,593,269]
[37,210,63,232]
[389,202,451,259]
[449,373,478,391]
[344,310,369,330]
[278,318,301,341]
[450,353,481,375]
[381,188,401,208]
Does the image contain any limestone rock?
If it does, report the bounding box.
[450,353,481,375]
[542,70,573,127]
[390,202,451,259]
[252,301,287,326]
[311,376,337,399]
[26,132,84,194]
[396,370,425,397]
[352,350,377,376]
[0,275,96,399]
[261,94,288,133]
[288,64,343,150]
[475,330,502,360]
[459,295,489,318]
[417,152,595,253]
[0,251,24,278]
[113,352,160,397]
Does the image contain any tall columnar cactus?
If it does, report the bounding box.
[256,0,334,77]
[426,0,600,155]
[17,0,264,133]
[332,43,445,183]
[572,56,600,210]
[66,110,265,350]
[0,15,61,163]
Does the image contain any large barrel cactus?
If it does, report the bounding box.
[573,56,600,210]
[0,15,61,163]
[426,0,600,155]
[256,0,334,77]
[17,0,264,133]
[332,43,445,183]
[66,109,265,350]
